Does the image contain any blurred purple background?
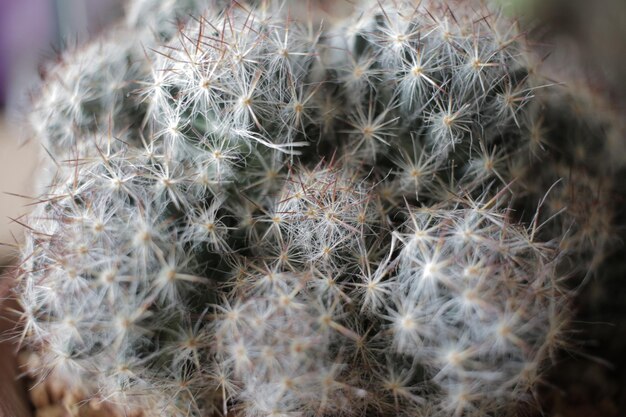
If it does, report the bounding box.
[0,0,121,112]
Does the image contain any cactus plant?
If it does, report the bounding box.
[13,0,614,416]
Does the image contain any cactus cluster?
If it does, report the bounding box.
[15,0,618,416]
